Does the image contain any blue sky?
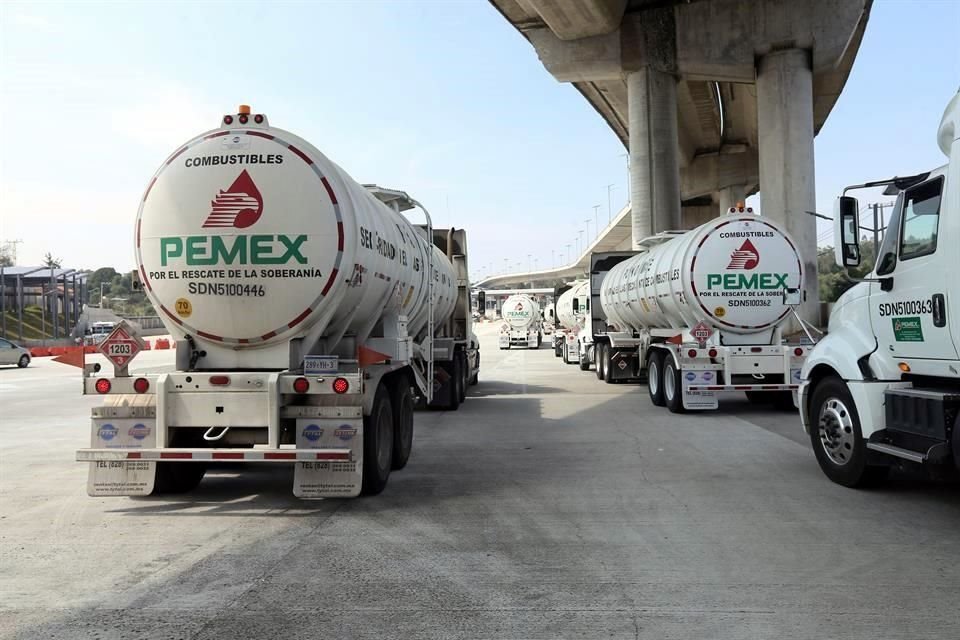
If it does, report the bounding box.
[0,0,957,279]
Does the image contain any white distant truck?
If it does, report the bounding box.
[553,281,589,364]
[498,293,542,349]
[800,90,960,487]
[76,106,479,498]
[581,211,810,412]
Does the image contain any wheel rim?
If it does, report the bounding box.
[664,362,676,400]
[817,397,855,466]
[19,356,28,367]
[649,359,660,396]
[377,404,392,472]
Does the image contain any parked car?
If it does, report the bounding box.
[0,338,30,368]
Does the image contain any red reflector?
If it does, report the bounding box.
[133,377,150,393]
[95,378,111,394]
[687,349,698,358]
[293,377,310,394]
[794,347,804,357]
[708,348,718,358]
[209,375,230,386]
[238,114,249,124]
[254,114,264,124]
[751,347,763,353]
[223,115,234,125]
[332,377,349,394]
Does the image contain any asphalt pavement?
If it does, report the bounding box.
[1,323,959,639]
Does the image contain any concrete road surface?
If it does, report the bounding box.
[2,323,959,639]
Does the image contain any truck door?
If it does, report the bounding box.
[870,174,958,361]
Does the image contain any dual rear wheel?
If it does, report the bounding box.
[646,351,683,413]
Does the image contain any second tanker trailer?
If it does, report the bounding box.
[580,211,811,413]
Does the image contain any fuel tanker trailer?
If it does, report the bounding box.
[554,281,589,364]
[498,293,543,349]
[76,106,480,499]
[585,211,810,413]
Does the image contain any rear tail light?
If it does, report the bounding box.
[751,347,763,353]
[794,347,804,357]
[238,114,249,124]
[687,349,698,358]
[95,379,111,394]
[223,115,234,125]
[708,348,718,358]
[133,378,149,393]
[332,377,349,394]
[293,377,310,394]
[209,375,231,386]
[254,114,264,124]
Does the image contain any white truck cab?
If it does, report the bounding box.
[799,90,960,486]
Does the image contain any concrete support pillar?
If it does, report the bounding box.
[756,48,819,328]
[716,184,745,215]
[628,66,681,248]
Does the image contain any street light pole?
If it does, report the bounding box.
[620,153,630,200]
[606,184,615,223]
[566,244,571,264]
[585,218,591,242]
[593,205,600,234]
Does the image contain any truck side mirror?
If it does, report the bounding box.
[833,196,861,268]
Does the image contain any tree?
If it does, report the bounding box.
[818,236,879,303]
[0,247,12,267]
[42,252,62,269]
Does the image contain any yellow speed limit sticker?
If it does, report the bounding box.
[714,306,726,318]
[175,298,193,318]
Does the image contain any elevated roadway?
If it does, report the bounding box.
[488,0,873,324]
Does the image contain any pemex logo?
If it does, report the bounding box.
[202,170,263,229]
[515,303,524,311]
[727,239,760,270]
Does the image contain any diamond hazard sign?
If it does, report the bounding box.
[691,321,713,346]
[98,322,144,370]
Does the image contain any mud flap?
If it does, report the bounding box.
[87,418,156,496]
[682,370,719,410]
[293,418,362,498]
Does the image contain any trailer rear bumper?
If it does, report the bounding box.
[77,448,353,462]
[687,384,798,392]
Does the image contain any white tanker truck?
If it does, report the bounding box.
[581,212,810,412]
[498,293,542,349]
[76,106,479,498]
[553,281,589,364]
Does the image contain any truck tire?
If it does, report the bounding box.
[458,353,467,403]
[595,344,605,380]
[647,351,665,406]
[537,333,542,348]
[18,354,30,368]
[602,346,614,384]
[746,390,795,410]
[153,431,206,494]
[579,346,591,371]
[809,376,889,488]
[362,384,394,495]
[448,358,462,411]
[390,379,414,471]
[554,339,562,357]
[153,463,207,494]
[662,357,685,413]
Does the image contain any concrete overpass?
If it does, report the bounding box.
[488,0,872,324]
